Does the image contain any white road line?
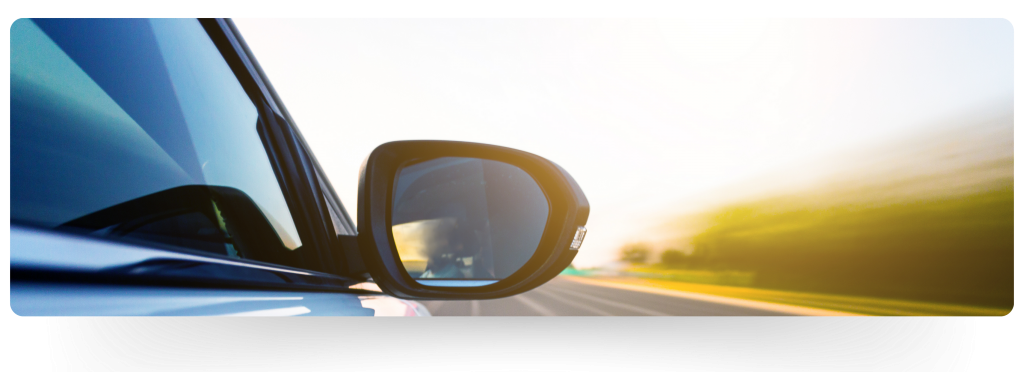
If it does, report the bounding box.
[470,300,481,316]
[544,286,671,316]
[560,276,861,316]
[513,293,558,316]
[532,288,615,316]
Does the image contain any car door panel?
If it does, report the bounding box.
[12,282,427,316]
[10,227,427,316]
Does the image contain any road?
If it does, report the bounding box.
[421,276,794,316]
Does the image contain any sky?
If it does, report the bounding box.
[233,19,1013,268]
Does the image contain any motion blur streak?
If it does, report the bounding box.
[635,110,1013,311]
[424,277,790,316]
[559,276,858,316]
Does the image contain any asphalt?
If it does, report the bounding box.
[421,276,793,316]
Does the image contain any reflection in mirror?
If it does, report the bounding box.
[392,157,549,286]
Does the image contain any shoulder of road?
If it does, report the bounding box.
[560,275,1011,316]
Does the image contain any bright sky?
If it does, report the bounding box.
[234,19,1012,268]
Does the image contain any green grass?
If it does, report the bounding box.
[625,266,756,286]
[662,183,1013,309]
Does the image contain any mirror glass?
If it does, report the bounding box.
[391,157,549,287]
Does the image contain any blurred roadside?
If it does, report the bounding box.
[558,271,1008,316]
[566,108,1013,316]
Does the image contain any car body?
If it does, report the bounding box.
[9,18,587,316]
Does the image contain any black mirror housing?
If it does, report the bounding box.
[357,140,589,300]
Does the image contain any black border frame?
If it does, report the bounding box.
[358,140,590,300]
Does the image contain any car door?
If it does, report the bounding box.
[9,18,424,316]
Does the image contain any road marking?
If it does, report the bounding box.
[533,288,615,316]
[560,276,861,316]
[470,300,481,316]
[544,286,671,316]
[513,294,558,316]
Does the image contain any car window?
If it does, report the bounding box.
[10,18,306,267]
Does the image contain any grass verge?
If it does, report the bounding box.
[624,266,756,286]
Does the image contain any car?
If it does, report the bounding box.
[9,18,589,316]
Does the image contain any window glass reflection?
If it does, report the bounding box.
[10,19,303,266]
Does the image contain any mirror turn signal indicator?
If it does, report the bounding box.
[569,226,587,250]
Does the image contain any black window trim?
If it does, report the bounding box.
[199,19,362,279]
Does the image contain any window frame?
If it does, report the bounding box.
[11,18,366,293]
[199,19,361,279]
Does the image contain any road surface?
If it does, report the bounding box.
[421,276,794,316]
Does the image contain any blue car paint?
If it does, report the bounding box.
[10,227,429,316]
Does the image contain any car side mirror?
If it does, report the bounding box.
[357,141,589,300]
